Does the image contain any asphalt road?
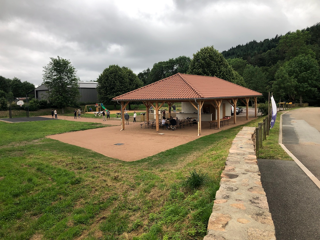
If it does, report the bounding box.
[258,108,320,240]
[282,108,320,180]
[258,159,320,240]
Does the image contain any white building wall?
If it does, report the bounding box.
[181,102,198,113]
[181,100,232,121]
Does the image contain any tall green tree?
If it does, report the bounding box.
[0,76,10,93]
[277,30,315,60]
[273,67,297,102]
[283,54,320,104]
[188,46,246,86]
[227,58,248,76]
[97,65,142,109]
[242,65,268,96]
[137,68,150,85]
[42,56,80,111]
[144,56,191,84]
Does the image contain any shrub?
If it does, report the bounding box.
[258,102,269,115]
[0,97,7,110]
[183,170,207,190]
[39,100,49,109]
[28,99,40,111]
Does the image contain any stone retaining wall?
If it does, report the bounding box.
[204,127,275,240]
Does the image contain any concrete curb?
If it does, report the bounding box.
[279,112,320,189]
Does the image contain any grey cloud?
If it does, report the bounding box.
[0,0,319,86]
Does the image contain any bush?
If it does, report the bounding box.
[39,100,49,109]
[184,170,207,190]
[28,99,40,111]
[0,97,7,110]
[258,102,269,115]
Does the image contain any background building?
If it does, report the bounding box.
[34,82,98,103]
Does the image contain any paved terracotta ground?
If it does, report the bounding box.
[45,110,257,162]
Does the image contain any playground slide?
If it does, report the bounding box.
[101,103,106,110]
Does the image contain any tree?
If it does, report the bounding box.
[188,46,246,86]
[97,65,142,109]
[227,58,248,76]
[283,54,320,104]
[0,76,10,93]
[273,67,297,102]
[42,56,80,111]
[10,77,23,97]
[242,65,268,96]
[277,30,315,60]
[0,95,8,111]
[145,56,191,84]
[137,68,150,85]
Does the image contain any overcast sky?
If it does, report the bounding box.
[1,0,319,87]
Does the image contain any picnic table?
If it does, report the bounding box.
[209,117,230,129]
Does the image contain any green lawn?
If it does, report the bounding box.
[0,112,290,240]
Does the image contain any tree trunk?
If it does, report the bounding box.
[61,108,65,114]
[300,95,303,106]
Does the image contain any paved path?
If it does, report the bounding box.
[258,159,320,240]
[282,108,320,180]
[257,108,320,239]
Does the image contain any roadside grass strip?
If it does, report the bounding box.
[0,115,289,239]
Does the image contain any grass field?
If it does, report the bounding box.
[0,113,289,240]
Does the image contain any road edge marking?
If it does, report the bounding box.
[279,112,320,189]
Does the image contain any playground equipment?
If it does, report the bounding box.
[84,103,107,113]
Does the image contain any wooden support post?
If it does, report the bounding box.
[263,118,266,140]
[121,102,125,130]
[189,101,198,111]
[143,102,150,123]
[120,101,129,130]
[232,98,238,124]
[198,101,204,135]
[258,123,263,148]
[146,104,150,122]
[168,102,172,118]
[254,97,257,117]
[256,127,259,157]
[245,97,249,120]
[155,102,159,132]
[214,100,222,129]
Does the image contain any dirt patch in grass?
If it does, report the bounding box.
[0,139,44,149]
[30,234,44,240]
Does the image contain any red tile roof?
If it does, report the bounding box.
[112,73,262,101]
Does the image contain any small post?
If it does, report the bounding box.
[256,127,259,157]
[258,123,263,148]
[26,94,29,118]
[9,103,12,118]
[263,118,266,140]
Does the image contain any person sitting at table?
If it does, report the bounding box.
[161,117,167,128]
[169,117,177,130]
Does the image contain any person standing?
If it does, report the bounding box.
[133,111,137,122]
[124,112,129,125]
[51,110,54,118]
[74,109,77,119]
[172,104,176,113]
[102,110,106,121]
[78,109,81,119]
[54,109,57,119]
[107,110,110,120]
